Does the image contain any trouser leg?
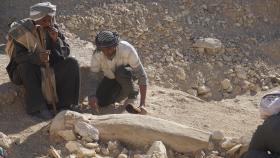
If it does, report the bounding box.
[115,66,138,103]
[96,77,121,107]
[16,63,45,114]
[54,57,80,110]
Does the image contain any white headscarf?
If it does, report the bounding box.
[30,2,56,21]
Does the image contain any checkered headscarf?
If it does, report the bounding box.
[95,31,120,50]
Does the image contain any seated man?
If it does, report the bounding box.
[5,2,80,119]
[89,31,148,114]
[242,113,280,158]
[242,92,280,158]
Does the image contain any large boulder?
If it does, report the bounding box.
[50,111,210,153]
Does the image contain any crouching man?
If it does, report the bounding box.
[88,31,148,114]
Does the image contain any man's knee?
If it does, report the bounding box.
[17,63,41,81]
[64,57,79,69]
[17,62,39,73]
[115,66,132,79]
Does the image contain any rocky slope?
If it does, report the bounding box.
[1,0,280,100]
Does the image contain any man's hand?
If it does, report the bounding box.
[48,27,58,42]
[39,51,50,63]
[88,96,99,113]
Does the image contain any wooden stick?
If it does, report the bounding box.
[49,146,61,158]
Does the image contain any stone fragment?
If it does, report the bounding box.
[74,121,99,141]
[118,153,128,158]
[65,141,83,153]
[221,79,233,92]
[84,142,99,149]
[57,130,76,141]
[197,85,211,95]
[77,147,96,157]
[147,141,167,158]
[0,132,11,149]
[210,131,224,141]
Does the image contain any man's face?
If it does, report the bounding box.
[35,15,52,28]
[100,47,116,60]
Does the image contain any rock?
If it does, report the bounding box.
[226,144,242,156]
[197,47,205,53]
[65,140,96,157]
[95,147,101,153]
[84,142,99,149]
[167,65,186,81]
[65,141,83,153]
[108,140,120,151]
[175,51,184,58]
[249,84,258,93]
[235,66,247,79]
[77,147,96,157]
[95,154,104,158]
[201,4,207,10]
[222,55,232,62]
[147,141,167,158]
[206,154,223,158]
[74,121,99,142]
[49,111,70,136]
[118,153,128,158]
[112,149,121,157]
[221,138,237,149]
[187,16,192,25]
[101,147,110,156]
[50,111,209,153]
[165,56,174,63]
[134,154,150,158]
[187,89,198,96]
[176,67,186,81]
[210,131,224,141]
[65,20,76,30]
[209,131,224,151]
[197,85,211,95]
[262,86,269,91]
[240,80,251,90]
[0,132,11,149]
[194,150,206,158]
[236,72,247,79]
[168,150,175,158]
[65,155,77,158]
[221,79,233,92]
[193,38,224,54]
[57,130,76,141]
[121,148,128,154]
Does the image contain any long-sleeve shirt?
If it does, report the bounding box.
[90,40,148,96]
